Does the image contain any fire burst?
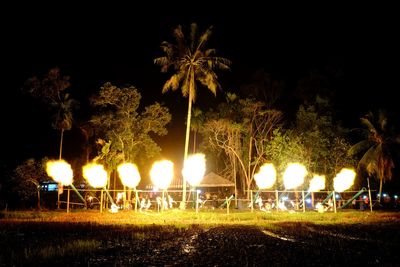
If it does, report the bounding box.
[150,160,174,190]
[283,163,307,190]
[309,175,325,192]
[117,163,141,188]
[182,154,206,187]
[333,168,356,192]
[46,160,73,186]
[83,163,108,188]
[254,163,276,189]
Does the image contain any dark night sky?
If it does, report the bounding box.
[1,4,397,173]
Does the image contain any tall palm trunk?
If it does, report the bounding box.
[378,178,383,203]
[192,131,197,153]
[59,128,64,160]
[57,128,64,209]
[37,189,41,210]
[182,92,193,207]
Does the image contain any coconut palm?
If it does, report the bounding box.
[51,92,78,159]
[155,23,231,205]
[25,68,77,160]
[349,111,399,202]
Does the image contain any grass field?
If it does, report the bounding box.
[1,210,399,266]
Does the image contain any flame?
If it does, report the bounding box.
[117,163,141,188]
[150,160,174,190]
[333,168,356,192]
[309,175,325,192]
[283,163,307,190]
[182,154,206,187]
[83,163,108,188]
[254,163,276,189]
[46,160,73,186]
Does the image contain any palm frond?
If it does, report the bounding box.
[162,73,183,93]
[211,57,231,70]
[358,146,377,172]
[198,71,218,96]
[378,110,388,132]
[348,140,374,156]
[190,23,198,51]
[196,26,213,51]
[360,117,377,134]
[205,49,216,56]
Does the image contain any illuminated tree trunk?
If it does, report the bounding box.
[59,129,64,160]
[57,129,64,209]
[182,92,193,207]
[192,131,197,153]
[37,189,41,210]
[378,177,383,203]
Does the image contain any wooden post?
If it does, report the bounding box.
[162,190,165,212]
[135,188,138,212]
[333,191,337,213]
[250,190,254,212]
[196,190,199,213]
[226,197,230,215]
[67,188,70,213]
[302,190,305,212]
[100,189,103,213]
[275,190,279,210]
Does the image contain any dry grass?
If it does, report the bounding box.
[1,209,399,227]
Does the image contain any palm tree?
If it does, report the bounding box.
[25,68,77,160]
[349,111,399,202]
[154,23,231,206]
[51,92,78,159]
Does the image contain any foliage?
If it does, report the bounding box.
[90,82,171,171]
[12,158,49,207]
[348,110,400,198]
[155,23,230,203]
[154,23,231,101]
[201,94,282,196]
[24,68,79,159]
[266,97,356,190]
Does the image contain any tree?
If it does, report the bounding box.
[12,158,49,209]
[154,23,231,205]
[90,82,171,186]
[24,68,78,159]
[202,94,282,197]
[349,111,399,202]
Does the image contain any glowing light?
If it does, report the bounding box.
[182,154,206,187]
[305,198,312,204]
[308,175,325,192]
[333,168,356,192]
[46,160,73,186]
[283,163,307,190]
[83,163,108,188]
[254,163,276,189]
[117,163,141,188]
[383,193,387,197]
[394,195,398,199]
[150,160,174,190]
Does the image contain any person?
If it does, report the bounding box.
[364,196,369,210]
[168,195,176,209]
[359,196,365,211]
